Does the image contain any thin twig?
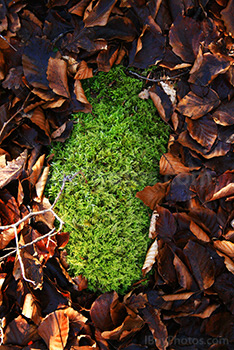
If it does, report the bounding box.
[0,92,31,140]
[13,225,36,285]
[128,70,189,83]
[0,34,17,51]
[0,173,82,282]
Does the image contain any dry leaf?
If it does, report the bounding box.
[142,239,158,276]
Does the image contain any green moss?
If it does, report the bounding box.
[46,65,169,294]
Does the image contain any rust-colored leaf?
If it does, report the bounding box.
[189,52,230,86]
[74,79,89,104]
[169,15,204,63]
[136,181,170,210]
[160,153,199,175]
[189,221,210,242]
[47,57,70,99]
[212,98,234,125]
[221,0,234,37]
[38,309,69,350]
[69,0,91,17]
[84,0,118,27]
[173,254,194,290]
[74,60,93,80]
[141,305,168,350]
[214,240,234,258]
[177,89,220,119]
[186,115,218,150]
[184,241,215,290]
[149,84,173,122]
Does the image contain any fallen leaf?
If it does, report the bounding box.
[142,239,158,276]
[0,150,27,189]
[47,57,70,99]
[84,0,118,27]
[38,309,69,350]
[177,89,220,119]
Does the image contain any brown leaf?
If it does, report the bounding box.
[176,89,220,119]
[215,250,234,274]
[212,98,234,125]
[23,36,55,90]
[22,293,42,325]
[184,241,215,290]
[189,221,210,242]
[38,309,69,350]
[186,115,218,150]
[209,171,234,201]
[69,0,91,17]
[149,84,173,122]
[97,45,119,72]
[157,243,177,284]
[29,153,45,186]
[136,181,170,210]
[3,315,38,346]
[221,0,234,37]
[30,107,51,139]
[47,57,70,98]
[141,305,168,350]
[130,27,165,69]
[74,61,93,80]
[56,231,70,249]
[160,153,199,175]
[84,0,118,27]
[189,52,230,86]
[142,239,158,276]
[169,15,204,63]
[74,79,89,104]
[0,150,27,189]
[214,240,234,258]
[166,173,194,203]
[188,208,221,238]
[32,197,54,229]
[90,292,116,331]
[178,130,230,159]
[173,254,194,290]
[154,205,177,240]
[73,274,88,291]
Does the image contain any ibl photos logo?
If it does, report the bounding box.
[144,335,229,347]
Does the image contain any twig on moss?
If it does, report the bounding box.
[0,171,84,282]
[128,70,189,83]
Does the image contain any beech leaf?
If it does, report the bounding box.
[47,57,70,98]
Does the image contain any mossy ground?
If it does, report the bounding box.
[46,65,169,294]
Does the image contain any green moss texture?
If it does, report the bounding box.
[47,66,169,294]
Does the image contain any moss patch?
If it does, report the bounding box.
[46,66,169,294]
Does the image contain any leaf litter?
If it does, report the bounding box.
[0,0,234,349]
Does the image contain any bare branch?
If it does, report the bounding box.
[0,172,81,283]
[128,70,189,83]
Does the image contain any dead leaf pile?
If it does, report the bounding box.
[1,0,234,349]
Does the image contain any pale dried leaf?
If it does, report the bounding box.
[142,239,158,276]
[149,210,159,239]
[0,150,27,189]
[34,165,50,202]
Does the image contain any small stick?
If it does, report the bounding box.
[0,172,82,282]
[0,34,17,51]
[128,70,189,83]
